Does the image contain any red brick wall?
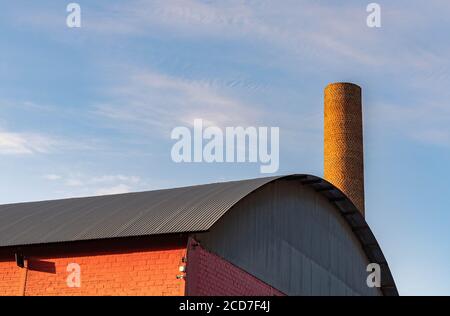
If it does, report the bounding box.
[0,261,24,296]
[0,236,285,296]
[186,238,284,296]
[0,236,187,296]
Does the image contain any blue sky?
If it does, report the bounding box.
[1,0,450,295]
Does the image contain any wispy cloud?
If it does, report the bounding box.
[43,173,143,197]
[90,174,141,184]
[95,68,262,134]
[91,0,444,70]
[65,178,84,187]
[10,0,450,72]
[0,128,100,156]
[0,131,56,155]
[94,184,131,196]
[7,1,385,67]
[43,174,62,181]
[93,0,379,65]
[0,99,55,112]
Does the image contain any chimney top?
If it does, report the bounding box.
[324,82,365,215]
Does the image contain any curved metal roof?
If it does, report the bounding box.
[0,174,398,295]
[0,176,278,247]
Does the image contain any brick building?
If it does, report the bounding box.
[0,83,398,296]
[0,175,397,296]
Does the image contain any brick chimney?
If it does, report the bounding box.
[324,82,365,216]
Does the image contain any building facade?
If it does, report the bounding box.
[0,175,397,296]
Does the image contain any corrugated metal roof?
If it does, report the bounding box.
[0,176,279,247]
[0,174,398,295]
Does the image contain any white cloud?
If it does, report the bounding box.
[0,116,97,156]
[0,131,55,155]
[89,0,384,66]
[6,0,450,153]
[95,68,262,134]
[14,1,381,67]
[90,175,141,184]
[65,178,84,187]
[94,184,131,196]
[44,174,62,180]
[12,1,450,72]
[45,173,143,196]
